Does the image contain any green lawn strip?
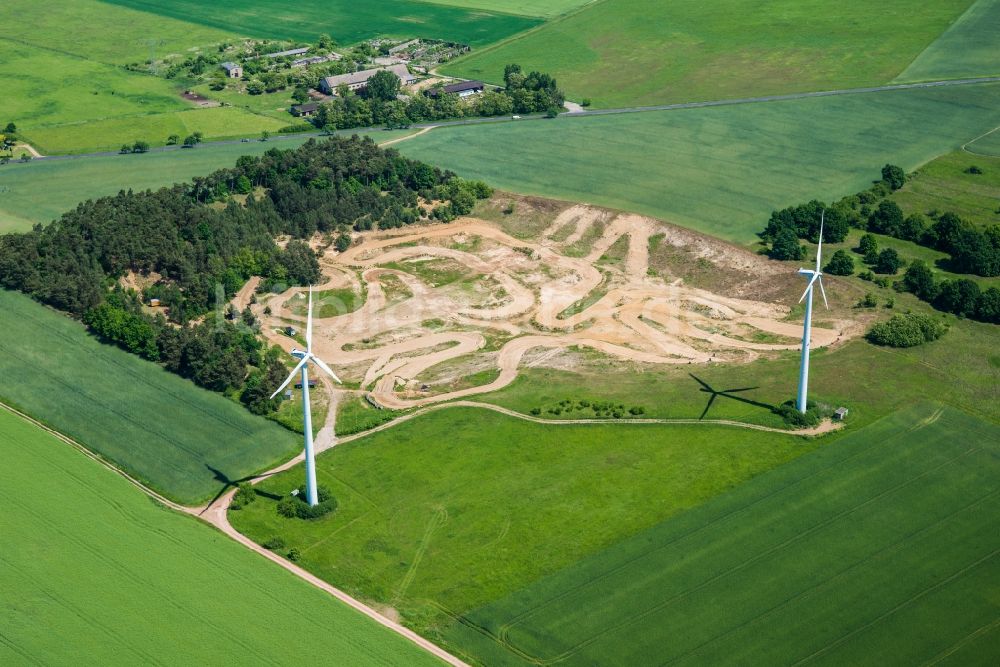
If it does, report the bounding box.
[397,83,1000,244]
[0,290,299,505]
[444,403,1000,665]
[230,407,821,641]
[895,0,1000,82]
[0,408,440,666]
[889,150,1000,229]
[443,0,972,107]
[103,0,541,48]
[336,394,405,436]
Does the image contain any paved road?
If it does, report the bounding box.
[7,75,1000,165]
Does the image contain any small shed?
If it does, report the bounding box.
[148,298,161,307]
[290,102,319,117]
[283,390,293,400]
[833,407,849,421]
[427,80,485,98]
[285,326,296,336]
[220,61,243,78]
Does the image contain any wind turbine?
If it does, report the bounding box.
[796,212,829,414]
[270,286,341,506]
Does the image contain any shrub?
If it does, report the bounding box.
[824,249,854,276]
[902,260,938,301]
[774,401,821,428]
[580,98,591,107]
[881,164,906,190]
[858,234,878,262]
[628,406,645,415]
[857,292,878,308]
[263,536,286,550]
[768,226,806,260]
[529,407,541,416]
[874,248,903,274]
[859,270,874,281]
[866,312,948,347]
[231,482,256,510]
[965,165,983,175]
[287,547,301,561]
[277,485,337,520]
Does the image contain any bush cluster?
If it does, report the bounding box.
[866,312,948,348]
[230,482,257,510]
[277,485,337,520]
[530,398,646,419]
[773,401,822,428]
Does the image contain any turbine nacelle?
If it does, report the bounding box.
[291,348,308,360]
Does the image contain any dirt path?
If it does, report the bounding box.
[379,126,434,147]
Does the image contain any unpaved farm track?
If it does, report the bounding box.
[257,210,849,410]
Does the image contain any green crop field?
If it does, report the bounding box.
[398,83,1000,244]
[445,403,1000,666]
[231,407,822,641]
[890,150,1000,229]
[967,128,1000,156]
[0,408,440,666]
[415,0,593,18]
[895,0,1000,82]
[26,106,291,155]
[0,131,415,233]
[0,290,299,504]
[443,0,973,107]
[104,0,541,48]
[0,0,237,64]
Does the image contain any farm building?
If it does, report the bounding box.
[292,54,341,67]
[263,47,310,59]
[220,62,243,78]
[290,102,320,117]
[319,64,416,95]
[427,80,485,98]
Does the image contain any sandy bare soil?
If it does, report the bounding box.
[254,206,851,410]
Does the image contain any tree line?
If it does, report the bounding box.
[760,164,1000,278]
[0,136,492,413]
[310,64,565,132]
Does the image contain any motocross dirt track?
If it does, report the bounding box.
[259,206,848,409]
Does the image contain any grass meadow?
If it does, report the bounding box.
[0,0,236,64]
[230,408,821,641]
[0,131,414,233]
[104,0,541,48]
[398,83,1000,244]
[443,0,973,107]
[0,408,440,666]
[445,403,1000,666]
[0,290,299,504]
[895,0,1000,82]
[890,150,1000,229]
[26,106,292,155]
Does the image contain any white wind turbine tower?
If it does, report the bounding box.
[270,286,342,506]
[796,212,829,414]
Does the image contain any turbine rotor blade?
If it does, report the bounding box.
[817,275,829,309]
[269,357,309,399]
[310,354,343,384]
[799,273,820,303]
[306,285,313,353]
